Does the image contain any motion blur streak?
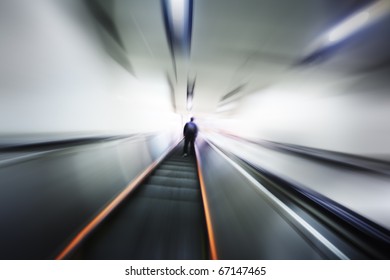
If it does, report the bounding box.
[55,139,180,260]
[206,141,349,260]
[0,0,389,259]
[314,0,390,47]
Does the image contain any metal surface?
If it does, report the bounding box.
[68,142,209,259]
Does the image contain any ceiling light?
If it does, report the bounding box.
[169,0,186,39]
[325,0,390,46]
[327,11,370,43]
[300,1,390,64]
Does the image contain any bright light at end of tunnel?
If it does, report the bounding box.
[187,97,193,111]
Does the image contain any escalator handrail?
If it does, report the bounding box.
[55,138,181,260]
[195,143,218,260]
[204,138,349,260]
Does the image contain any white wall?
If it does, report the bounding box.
[207,66,390,157]
[0,0,180,137]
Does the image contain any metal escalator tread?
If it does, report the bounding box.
[153,169,198,179]
[166,160,195,165]
[146,175,198,189]
[138,184,201,202]
[162,159,195,165]
[158,164,196,172]
[70,142,208,260]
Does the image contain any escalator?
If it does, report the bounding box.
[55,137,389,260]
[65,142,209,259]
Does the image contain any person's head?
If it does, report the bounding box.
[190,117,194,122]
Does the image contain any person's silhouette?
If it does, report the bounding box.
[183,117,198,156]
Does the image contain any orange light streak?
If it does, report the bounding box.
[56,139,180,260]
[195,144,219,260]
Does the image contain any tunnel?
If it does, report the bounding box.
[0,0,389,260]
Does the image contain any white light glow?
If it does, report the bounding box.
[324,0,390,46]
[186,97,193,111]
[169,0,187,39]
[216,101,237,113]
[327,11,370,43]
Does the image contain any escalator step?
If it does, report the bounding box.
[146,176,198,189]
[68,142,207,260]
[82,196,205,259]
[153,169,198,179]
[137,184,200,202]
[163,161,195,167]
[158,164,196,172]
[164,158,193,162]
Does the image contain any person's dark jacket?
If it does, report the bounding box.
[183,121,198,139]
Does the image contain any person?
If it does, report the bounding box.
[183,117,198,156]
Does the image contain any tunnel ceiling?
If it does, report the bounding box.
[96,0,384,115]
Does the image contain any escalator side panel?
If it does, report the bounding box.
[196,138,325,259]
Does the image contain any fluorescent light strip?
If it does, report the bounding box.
[328,11,370,43]
[169,0,187,39]
[326,0,390,45]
